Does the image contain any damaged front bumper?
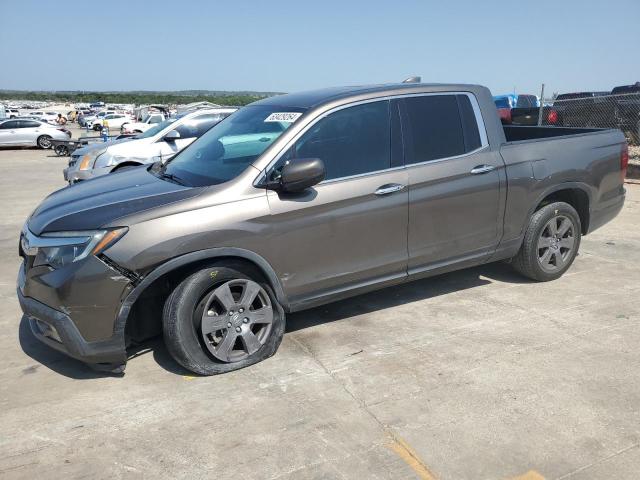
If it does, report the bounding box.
[17,251,134,372]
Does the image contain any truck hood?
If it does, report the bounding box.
[28,167,203,235]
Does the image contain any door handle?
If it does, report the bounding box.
[470,165,496,175]
[375,183,405,195]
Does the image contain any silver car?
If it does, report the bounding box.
[0,119,71,148]
[65,108,236,183]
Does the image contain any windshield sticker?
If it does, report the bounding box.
[264,112,302,123]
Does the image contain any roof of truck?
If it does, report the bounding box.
[253,83,483,109]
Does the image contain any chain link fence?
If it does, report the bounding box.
[509,91,640,145]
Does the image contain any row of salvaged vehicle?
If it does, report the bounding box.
[65,107,237,182]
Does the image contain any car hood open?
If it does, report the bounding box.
[28,167,203,235]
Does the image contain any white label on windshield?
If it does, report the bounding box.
[264,112,302,123]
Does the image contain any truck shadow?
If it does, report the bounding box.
[285,261,529,332]
[18,261,532,378]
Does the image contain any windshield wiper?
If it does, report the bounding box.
[159,171,187,186]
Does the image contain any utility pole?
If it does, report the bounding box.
[537,83,545,126]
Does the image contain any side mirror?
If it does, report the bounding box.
[164,130,181,142]
[268,158,325,193]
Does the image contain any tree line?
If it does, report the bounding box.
[0,91,271,106]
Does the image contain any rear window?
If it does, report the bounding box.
[401,94,482,164]
[494,98,510,109]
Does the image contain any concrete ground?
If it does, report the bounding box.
[0,132,639,480]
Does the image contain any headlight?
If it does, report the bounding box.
[79,146,108,170]
[31,228,128,269]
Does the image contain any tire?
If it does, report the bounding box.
[93,124,102,131]
[163,263,285,375]
[36,135,52,149]
[54,144,69,156]
[512,202,582,282]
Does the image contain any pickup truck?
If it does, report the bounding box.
[17,82,627,375]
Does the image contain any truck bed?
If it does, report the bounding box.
[503,125,601,142]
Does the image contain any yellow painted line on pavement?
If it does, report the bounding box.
[183,375,197,381]
[509,470,546,480]
[387,435,437,480]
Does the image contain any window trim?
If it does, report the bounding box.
[256,91,489,187]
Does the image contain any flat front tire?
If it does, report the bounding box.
[512,201,582,281]
[163,264,285,375]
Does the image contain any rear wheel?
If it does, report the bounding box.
[93,124,102,131]
[512,202,581,281]
[163,264,285,375]
[37,135,52,149]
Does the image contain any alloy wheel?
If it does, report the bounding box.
[38,136,52,148]
[198,279,274,362]
[537,215,575,272]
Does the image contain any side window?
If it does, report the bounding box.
[456,95,482,152]
[19,120,41,128]
[0,121,18,129]
[278,100,391,181]
[401,94,483,164]
[401,95,465,164]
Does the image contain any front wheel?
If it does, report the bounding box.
[93,124,102,131]
[37,135,52,149]
[512,202,581,281]
[163,264,285,375]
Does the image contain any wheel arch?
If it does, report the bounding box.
[530,182,591,235]
[114,248,289,346]
[111,161,143,172]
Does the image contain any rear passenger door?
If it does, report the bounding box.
[400,93,503,273]
[0,120,21,145]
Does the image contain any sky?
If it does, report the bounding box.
[1,0,639,96]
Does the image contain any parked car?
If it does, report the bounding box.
[494,97,512,124]
[90,113,133,131]
[0,119,71,148]
[5,108,20,119]
[26,111,61,124]
[494,94,539,124]
[121,112,168,134]
[64,108,236,183]
[510,92,610,127]
[18,82,627,375]
[86,110,117,130]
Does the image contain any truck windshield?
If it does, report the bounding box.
[157,105,307,187]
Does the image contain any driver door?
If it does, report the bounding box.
[263,99,409,306]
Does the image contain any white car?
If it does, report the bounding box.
[65,108,236,182]
[121,112,167,134]
[87,110,118,130]
[91,113,133,131]
[29,112,63,124]
[0,119,71,148]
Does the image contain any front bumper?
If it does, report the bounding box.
[17,251,132,370]
[18,290,127,369]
